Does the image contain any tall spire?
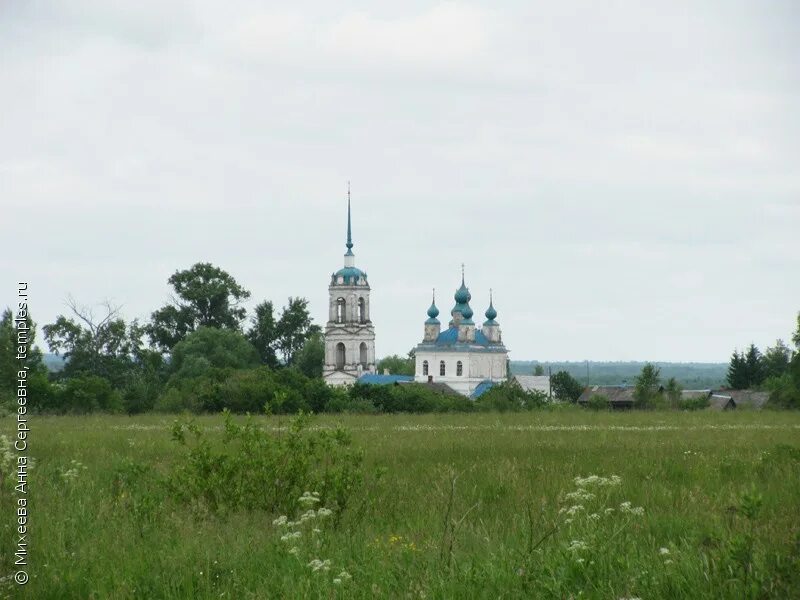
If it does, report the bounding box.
[345,181,353,256]
[461,262,465,286]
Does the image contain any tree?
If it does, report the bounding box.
[743,344,766,388]
[376,353,415,376]
[275,297,320,366]
[43,298,141,386]
[665,377,682,407]
[727,350,748,389]
[169,327,260,380]
[295,333,325,379]
[148,263,251,352]
[246,301,279,368]
[633,363,661,408]
[551,370,584,402]
[1,307,50,408]
[763,340,792,380]
[533,364,545,376]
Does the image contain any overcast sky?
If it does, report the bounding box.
[2,1,799,362]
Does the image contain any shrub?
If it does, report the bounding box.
[475,382,547,412]
[57,375,122,414]
[678,395,711,411]
[586,393,610,411]
[169,410,363,516]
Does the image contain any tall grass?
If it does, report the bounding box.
[2,409,799,599]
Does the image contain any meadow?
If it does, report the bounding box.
[2,409,799,599]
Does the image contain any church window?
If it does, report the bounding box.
[335,343,346,369]
[422,360,428,376]
[336,298,346,323]
[359,342,367,368]
[439,360,446,376]
[358,297,366,323]
[457,361,463,376]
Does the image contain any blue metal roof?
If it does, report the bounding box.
[470,380,495,399]
[358,374,414,385]
[334,266,366,284]
[433,326,492,347]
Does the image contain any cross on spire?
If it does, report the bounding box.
[345,181,353,255]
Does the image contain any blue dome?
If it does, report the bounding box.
[427,301,439,319]
[462,305,473,320]
[333,266,366,284]
[454,282,471,304]
[485,303,497,321]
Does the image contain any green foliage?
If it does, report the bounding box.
[533,364,545,376]
[474,381,548,412]
[169,411,363,515]
[376,353,415,376]
[246,298,321,368]
[678,394,710,411]
[275,297,321,366]
[763,340,792,379]
[633,363,662,408]
[0,307,52,410]
[551,370,584,402]
[169,327,260,380]
[349,382,474,413]
[664,377,682,407]
[727,344,767,390]
[56,375,123,414]
[294,332,325,379]
[246,301,279,368]
[148,263,251,352]
[42,301,143,387]
[766,373,800,409]
[586,393,610,410]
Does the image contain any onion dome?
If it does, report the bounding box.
[484,290,498,325]
[426,290,440,324]
[462,305,473,320]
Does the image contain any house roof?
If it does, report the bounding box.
[709,394,736,410]
[577,385,635,405]
[712,389,769,409]
[513,375,550,394]
[417,325,506,353]
[470,380,496,399]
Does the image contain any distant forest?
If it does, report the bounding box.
[510,361,728,389]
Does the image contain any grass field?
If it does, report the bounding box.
[2,409,800,599]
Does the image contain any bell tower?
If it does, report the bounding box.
[322,186,377,386]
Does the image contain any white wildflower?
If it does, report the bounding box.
[604,508,615,515]
[299,491,321,506]
[288,547,299,555]
[333,578,342,585]
[566,504,585,516]
[272,515,288,527]
[659,547,670,555]
[567,539,589,553]
[316,507,333,517]
[338,570,352,580]
[588,513,600,521]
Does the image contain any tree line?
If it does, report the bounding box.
[724,315,800,408]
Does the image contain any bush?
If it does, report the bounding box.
[57,375,122,414]
[678,395,710,411]
[169,410,363,516]
[586,393,610,411]
[475,382,548,412]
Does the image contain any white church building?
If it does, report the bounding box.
[413,272,509,396]
[322,196,377,386]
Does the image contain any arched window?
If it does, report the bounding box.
[439,360,446,376]
[358,297,366,324]
[359,342,368,368]
[336,298,346,323]
[422,360,429,376]
[456,361,463,376]
[335,343,346,370]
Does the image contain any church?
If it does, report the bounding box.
[322,196,509,396]
[413,273,509,396]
